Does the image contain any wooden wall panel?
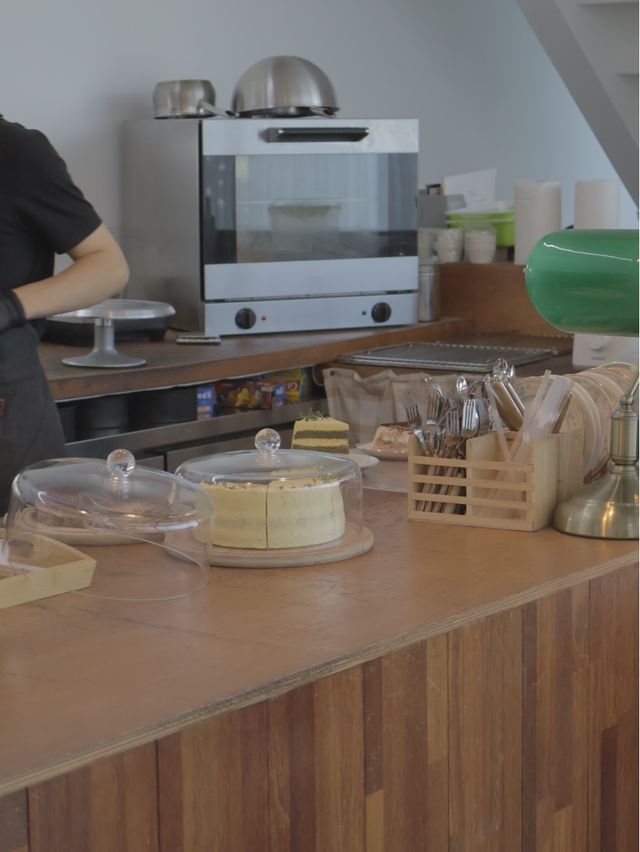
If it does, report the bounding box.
[448,609,523,852]
[362,636,448,852]
[0,790,28,852]
[266,668,365,852]
[27,744,158,852]
[522,583,590,852]
[587,563,639,852]
[157,702,268,852]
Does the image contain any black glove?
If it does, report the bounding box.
[0,290,26,334]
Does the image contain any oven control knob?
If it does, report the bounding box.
[371,302,392,323]
[235,308,257,329]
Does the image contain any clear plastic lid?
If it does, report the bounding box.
[177,428,359,485]
[176,429,365,556]
[5,449,213,600]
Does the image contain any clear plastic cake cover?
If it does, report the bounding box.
[177,428,360,484]
[175,429,366,560]
[2,449,213,600]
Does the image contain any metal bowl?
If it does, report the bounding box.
[231,56,339,117]
[153,80,219,119]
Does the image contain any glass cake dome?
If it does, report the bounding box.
[175,429,372,565]
[5,449,213,600]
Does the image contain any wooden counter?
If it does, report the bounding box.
[0,489,636,851]
[40,318,472,401]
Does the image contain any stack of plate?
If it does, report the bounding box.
[514,362,636,481]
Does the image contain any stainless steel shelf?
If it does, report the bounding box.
[65,398,328,460]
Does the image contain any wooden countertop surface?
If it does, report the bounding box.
[0,488,634,796]
[40,318,472,401]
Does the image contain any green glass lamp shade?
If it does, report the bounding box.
[525,229,639,336]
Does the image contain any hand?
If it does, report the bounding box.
[0,291,26,334]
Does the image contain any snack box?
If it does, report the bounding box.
[262,368,312,404]
[196,386,216,420]
[214,379,286,410]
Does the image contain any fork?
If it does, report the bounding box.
[403,389,428,453]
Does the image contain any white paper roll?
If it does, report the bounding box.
[574,180,620,229]
[514,180,562,265]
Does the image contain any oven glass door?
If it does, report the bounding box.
[201,153,417,264]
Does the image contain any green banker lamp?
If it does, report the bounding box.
[525,229,639,539]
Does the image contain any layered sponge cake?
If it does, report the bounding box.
[291,415,349,455]
[201,477,345,550]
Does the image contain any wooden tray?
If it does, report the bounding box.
[207,524,374,568]
[0,531,96,610]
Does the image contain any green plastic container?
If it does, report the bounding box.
[445,208,515,247]
[525,229,639,336]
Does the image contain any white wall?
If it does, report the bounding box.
[1,0,636,241]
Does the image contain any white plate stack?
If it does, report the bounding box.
[515,362,636,482]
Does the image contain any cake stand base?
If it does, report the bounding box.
[207,524,374,568]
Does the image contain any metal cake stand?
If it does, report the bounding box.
[53,299,176,369]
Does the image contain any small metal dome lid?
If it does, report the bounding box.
[176,428,359,485]
[7,449,213,536]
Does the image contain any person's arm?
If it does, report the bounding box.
[12,224,129,320]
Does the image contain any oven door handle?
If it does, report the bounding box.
[263,127,370,143]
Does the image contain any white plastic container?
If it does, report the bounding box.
[464,225,496,263]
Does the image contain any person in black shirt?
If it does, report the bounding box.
[0,116,129,511]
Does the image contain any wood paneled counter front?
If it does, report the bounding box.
[0,489,636,852]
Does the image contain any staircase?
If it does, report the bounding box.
[515,0,639,203]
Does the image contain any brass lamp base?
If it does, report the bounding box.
[553,463,639,540]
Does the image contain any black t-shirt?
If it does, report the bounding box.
[0,116,102,294]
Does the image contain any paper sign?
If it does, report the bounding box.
[442,168,497,208]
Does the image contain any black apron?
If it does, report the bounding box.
[0,325,65,514]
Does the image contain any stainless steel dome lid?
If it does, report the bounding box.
[231,56,339,117]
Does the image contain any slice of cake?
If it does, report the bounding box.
[202,481,268,549]
[291,414,349,455]
[371,423,411,455]
[267,478,345,548]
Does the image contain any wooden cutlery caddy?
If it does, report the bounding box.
[408,429,582,532]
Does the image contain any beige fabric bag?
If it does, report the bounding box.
[322,367,457,445]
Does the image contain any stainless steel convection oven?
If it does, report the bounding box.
[122,117,419,335]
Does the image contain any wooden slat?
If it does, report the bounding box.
[314,669,365,852]
[448,609,523,851]
[27,744,158,852]
[265,668,365,852]
[588,563,639,852]
[0,790,28,852]
[521,584,589,851]
[374,637,449,852]
[157,703,269,852]
[266,683,317,852]
[363,658,384,798]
